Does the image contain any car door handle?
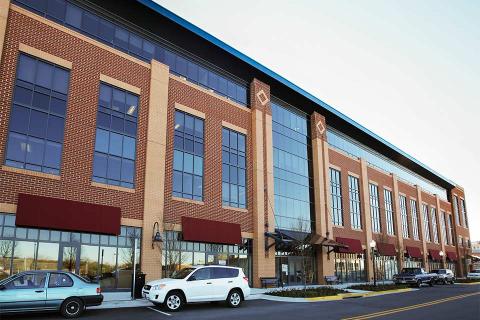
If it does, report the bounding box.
[35,290,44,293]
[206,282,212,284]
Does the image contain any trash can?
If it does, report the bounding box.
[132,273,146,299]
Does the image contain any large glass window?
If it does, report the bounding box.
[399,195,409,238]
[272,101,312,232]
[330,168,343,226]
[92,83,139,188]
[14,0,248,106]
[384,190,395,235]
[369,184,381,233]
[334,253,366,283]
[410,199,420,240]
[460,199,468,228]
[453,195,460,226]
[222,128,246,208]
[348,175,361,229]
[431,207,439,244]
[447,214,454,245]
[440,211,448,245]
[5,54,69,175]
[172,110,204,201]
[422,204,431,242]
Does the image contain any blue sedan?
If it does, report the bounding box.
[0,270,103,318]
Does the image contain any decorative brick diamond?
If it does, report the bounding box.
[256,90,269,106]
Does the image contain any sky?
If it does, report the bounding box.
[153,0,480,240]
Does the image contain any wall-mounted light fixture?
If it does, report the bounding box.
[152,221,163,249]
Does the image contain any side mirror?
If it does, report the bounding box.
[187,276,196,282]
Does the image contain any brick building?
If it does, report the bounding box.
[0,0,472,290]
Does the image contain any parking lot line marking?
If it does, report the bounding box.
[147,306,172,316]
[342,292,480,320]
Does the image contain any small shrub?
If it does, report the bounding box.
[266,287,347,298]
[347,283,409,291]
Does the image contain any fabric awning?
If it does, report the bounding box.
[446,251,458,262]
[377,242,396,256]
[429,249,441,261]
[311,234,349,250]
[181,216,241,245]
[16,193,121,235]
[406,246,423,259]
[335,237,363,254]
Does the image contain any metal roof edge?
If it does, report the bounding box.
[136,0,456,188]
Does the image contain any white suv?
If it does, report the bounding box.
[142,266,250,312]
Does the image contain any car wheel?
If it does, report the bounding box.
[163,291,184,312]
[417,280,422,288]
[429,280,434,287]
[60,298,84,319]
[227,289,242,308]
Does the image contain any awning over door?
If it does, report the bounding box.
[429,249,441,261]
[406,246,423,259]
[335,237,363,254]
[446,251,458,262]
[181,216,242,245]
[377,242,396,256]
[16,193,121,235]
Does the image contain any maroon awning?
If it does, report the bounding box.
[446,251,458,262]
[16,193,121,235]
[429,249,441,261]
[181,216,242,245]
[406,246,423,259]
[335,237,363,254]
[377,242,396,256]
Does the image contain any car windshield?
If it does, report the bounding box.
[171,268,196,279]
[401,268,420,274]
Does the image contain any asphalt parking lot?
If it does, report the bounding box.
[3,283,479,320]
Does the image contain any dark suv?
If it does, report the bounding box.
[431,269,455,284]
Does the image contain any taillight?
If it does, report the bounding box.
[243,276,249,283]
[96,287,101,294]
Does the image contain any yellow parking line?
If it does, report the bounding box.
[342,292,480,320]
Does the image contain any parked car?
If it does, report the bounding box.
[142,265,250,312]
[0,270,103,318]
[431,269,455,284]
[466,269,480,280]
[393,267,437,287]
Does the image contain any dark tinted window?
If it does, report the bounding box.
[190,268,211,281]
[48,273,74,287]
[212,267,238,279]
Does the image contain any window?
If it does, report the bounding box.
[212,267,239,279]
[330,168,343,226]
[460,199,468,228]
[190,267,211,281]
[399,195,409,238]
[5,273,46,289]
[384,190,395,235]
[410,199,420,240]
[222,128,246,208]
[348,175,361,229]
[422,204,431,242]
[5,54,69,175]
[172,110,204,201]
[92,83,138,188]
[440,211,448,245]
[431,207,439,244]
[48,273,73,287]
[369,184,381,233]
[447,214,454,245]
[453,195,460,226]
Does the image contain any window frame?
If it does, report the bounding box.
[399,195,409,239]
[384,189,395,235]
[330,168,343,226]
[369,183,381,233]
[348,175,361,230]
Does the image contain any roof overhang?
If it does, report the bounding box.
[84,0,456,190]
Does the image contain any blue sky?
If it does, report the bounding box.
[154,0,480,240]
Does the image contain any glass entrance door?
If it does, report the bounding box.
[288,256,304,285]
[59,244,80,274]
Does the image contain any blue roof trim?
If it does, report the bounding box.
[136,0,456,187]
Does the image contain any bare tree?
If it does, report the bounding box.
[0,240,15,279]
[162,222,190,278]
[291,218,315,293]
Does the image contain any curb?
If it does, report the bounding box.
[454,282,480,286]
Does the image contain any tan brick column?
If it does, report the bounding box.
[141,60,169,281]
[416,186,429,270]
[310,112,334,283]
[392,175,404,272]
[0,0,10,63]
[360,159,374,281]
[250,79,275,287]
[435,195,446,268]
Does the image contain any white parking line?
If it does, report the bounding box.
[147,306,172,316]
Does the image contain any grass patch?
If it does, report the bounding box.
[266,287,347,298]
[455,279,480,284]
[347,283,409,291]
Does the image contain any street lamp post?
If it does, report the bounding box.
[439,251,445,268]
[370,240,377,286]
